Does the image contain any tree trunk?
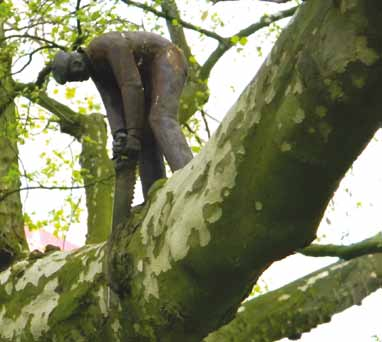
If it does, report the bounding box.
[1,0,382,340]
[0,14,27,270]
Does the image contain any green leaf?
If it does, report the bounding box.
[65,87,76,99]
[230,36,240,45]
[239,37,248,46]
[189,55,197,64]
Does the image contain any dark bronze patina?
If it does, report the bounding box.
[52,32,193,226]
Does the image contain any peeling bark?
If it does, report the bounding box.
[206,253,382,341]
[107,0,382,339]
[1,0,382,340]
[0,244,124,341]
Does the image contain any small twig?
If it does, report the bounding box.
[0,176,114,202]
[184,123,204,146]
[11,46,51,76]
[200,110,211,139]
[203,112,221,123]
[1,34,67,50]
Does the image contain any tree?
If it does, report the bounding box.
[1,0,382,341]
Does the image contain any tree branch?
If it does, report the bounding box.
[0,175,114,203]
[300,233,382,260]
[119,0,227,44]
[206,253,382,341]
[200,5,298,79]
[1,34,67,50]
[72,0,85,50]
[160,0,193,59]
[15,82,82,137]
[11,46,52,76]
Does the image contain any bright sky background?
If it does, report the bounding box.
[12,0,382,340]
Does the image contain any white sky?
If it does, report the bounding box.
[12,0,382,340]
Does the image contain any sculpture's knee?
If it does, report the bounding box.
[149,109,178,135]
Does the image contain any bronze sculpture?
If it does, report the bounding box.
[52,32,193,224]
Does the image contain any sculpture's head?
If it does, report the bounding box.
[52,51,90,84]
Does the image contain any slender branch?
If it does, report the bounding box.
[1,34,67,50]
[184,122,204,146]
[200,5,298,79]
[11,46,52,76]
[120,0,228,44]
[203,111,221,123]
[299,233,382,260]
[0,176,114,203]
[76,0,82,37]
[200,109,211,139]
[72,0,85,50]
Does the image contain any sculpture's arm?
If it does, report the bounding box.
[105,42,145,138]
[93,79,126,135]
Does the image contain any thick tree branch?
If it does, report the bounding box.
[15,82,82,137]
[206,253,382,341]
[107,1,382,339]
[2,1,382,340]
[300,233,382,260]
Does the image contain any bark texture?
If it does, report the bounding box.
[1,0,382,340]
[0,16,27,270]
[107,0,382,340]
[206,253,382,341]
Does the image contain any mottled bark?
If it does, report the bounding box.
[0,15,27,270]
[0,102,27,270]
[206,253,382,341]
[107,0,382,340]
[0,244,125,341]
[1,0,382,340]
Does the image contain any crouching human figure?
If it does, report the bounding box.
[52,31,193,198]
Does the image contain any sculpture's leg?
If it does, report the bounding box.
[139,125,166,199]
[148,46,193,172]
